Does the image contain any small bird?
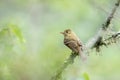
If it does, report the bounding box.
[61,29,86,60]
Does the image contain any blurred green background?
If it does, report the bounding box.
[0,0,120,80]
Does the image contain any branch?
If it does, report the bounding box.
[51,53,78,80]
[103,31,120,45]
[85,0,120,51]
[51,0,120,80]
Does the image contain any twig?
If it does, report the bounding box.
[104,31,120,45]
[103,0,120,29]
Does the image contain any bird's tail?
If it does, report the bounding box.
[79,45,88,61]
[79,51,87,61]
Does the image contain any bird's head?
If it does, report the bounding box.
[60,29,74,38]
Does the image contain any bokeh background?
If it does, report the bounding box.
[0,0,120,80]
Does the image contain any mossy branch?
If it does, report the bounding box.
[51,53,78,80]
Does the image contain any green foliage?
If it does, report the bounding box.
[0,23,26,80]
[8,23,25,43]
[0,27,13,53]
[0,23,25,51]
[83,72,90,80]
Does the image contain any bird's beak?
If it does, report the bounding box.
[60,32,64,34]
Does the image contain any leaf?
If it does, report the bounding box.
[83,72,90,80]
[8,23,25,43]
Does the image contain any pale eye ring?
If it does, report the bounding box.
[66,30,69,33]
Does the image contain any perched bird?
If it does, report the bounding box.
[61,29,86,60]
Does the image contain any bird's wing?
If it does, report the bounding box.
[64,39,79,53]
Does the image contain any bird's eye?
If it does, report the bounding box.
[66,31,68,33]
[66,30,70,34]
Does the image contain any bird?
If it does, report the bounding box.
[60,29,86,61]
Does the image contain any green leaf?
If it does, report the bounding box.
[83,72,90,80]
[8,23,25,43]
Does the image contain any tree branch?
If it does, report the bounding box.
[51,53,78,80]
[103,31,120,45]
[51,0,120,80]
[86,0,120,51]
